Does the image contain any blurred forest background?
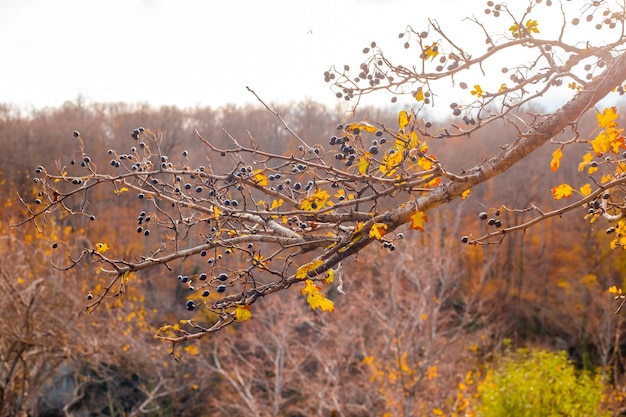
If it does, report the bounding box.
[2,98,626,416]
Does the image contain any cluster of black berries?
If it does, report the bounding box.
[130,127,145,140]
[136,210,151,236]
[478,210,503,228]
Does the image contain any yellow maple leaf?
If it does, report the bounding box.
[296,259,324,280]
[184,345,200,355]
[526,19,540,34]
[347,122,377,134]
[252,170,268,187]
[399,110,410,130]
[471,84,483,98]
[610,220,626,249]
[300,189,330,211]
[270,198,283,210]
[380,149,403,176]
[409,210,428,231]
[323,269,335,284]
[121,271,131,284]
[358,154,370,175]
[235,306,252,321]
[369,222,388,240]
[253,254,268,271]
[598,106,619,129]
[551,183,574,199]
[578,152,596,173]
[301,280,334,312]
[461,189,471,200]
[416,89,424,101]
[95,242,110,254]
[551,147,563,172]
[423,42,439,60]
[114,186,129,195]
[579,183,592,196]
[602,174,614,184]
[591,128,624,155]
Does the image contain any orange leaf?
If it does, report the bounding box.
[551,183,574,200]
[550,147,563,172]
[369,223,387,240]
[409,210,428,231]
[597,106,619,129]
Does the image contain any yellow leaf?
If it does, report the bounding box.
[213,205,221,219]
[183,344,200,355]
[427,365,437,381]
[399,110,410,130]
[121,271,131,284]
[551,183,573,199]
[270,198,284,210]
[380,149,403,176]
[235,306,252,321]
[499,83,507,92]
[369,222,388,240]
[416,89,424,101]
[253,254,269,271]
[597,106,619,129]
[300,189,330,211]
[417,155,434,171]
[95,242,110,254]
[307,293,335,312]
[323,268,335,284]
[358,153,370,175]
[423,42,439,60]
[591,128,625,156]
[302,280,334,312]
[471,84,483,98]
[409,210,428,231]
[609,285,623,295]
[525,19,540,34]
[461,189,471,200]
[578,152,596,173]
[579,183,591,196]
[296,259,324,280]
[347,122,377,134]
[114,186,129,195]
[252,170,268,187]
[551,147,563,172]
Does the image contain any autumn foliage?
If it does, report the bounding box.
[5,0,626,415]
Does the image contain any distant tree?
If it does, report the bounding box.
[18,0,626,354]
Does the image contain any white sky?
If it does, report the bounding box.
[0,0,612,111]
[0,0,485,110]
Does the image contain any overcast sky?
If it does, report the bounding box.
[0,0,484,110]
[0,0,607,111]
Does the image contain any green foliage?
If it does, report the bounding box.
[476,349,609,417]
